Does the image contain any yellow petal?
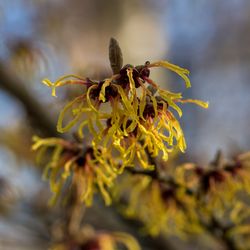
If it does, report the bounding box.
[99,78,112,102]
[178,99,209,108]
[57,96,84,133]
[150,60,191,88]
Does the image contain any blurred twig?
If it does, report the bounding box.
[0,62,57,137]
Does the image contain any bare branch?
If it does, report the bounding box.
[0,63,58,137]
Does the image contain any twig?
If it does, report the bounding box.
[202,217,238,250]
[0,62,58,137]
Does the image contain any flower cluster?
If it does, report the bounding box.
[33,39,208,208]
[175,151,250,211]
[112,172,200,237]
[42,60,208,171]
[33,39,208,206]
[32,136,117,205]
[112,152,250,246]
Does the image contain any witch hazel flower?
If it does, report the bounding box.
[33,38,208,206]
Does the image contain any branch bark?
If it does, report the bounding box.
[0,63,58,137]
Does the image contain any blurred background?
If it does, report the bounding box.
[0,0,250,249]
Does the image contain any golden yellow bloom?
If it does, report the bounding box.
[172,154,250,240]
[112,153,250,238]
[113,173,200,237]
[42,60,208,171]
[32,136,117,206]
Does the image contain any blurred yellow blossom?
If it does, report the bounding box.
[112,173,200,237]
[49,230,140,250]
[32,136,117,206]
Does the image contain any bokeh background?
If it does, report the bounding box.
[0,0,250,249]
